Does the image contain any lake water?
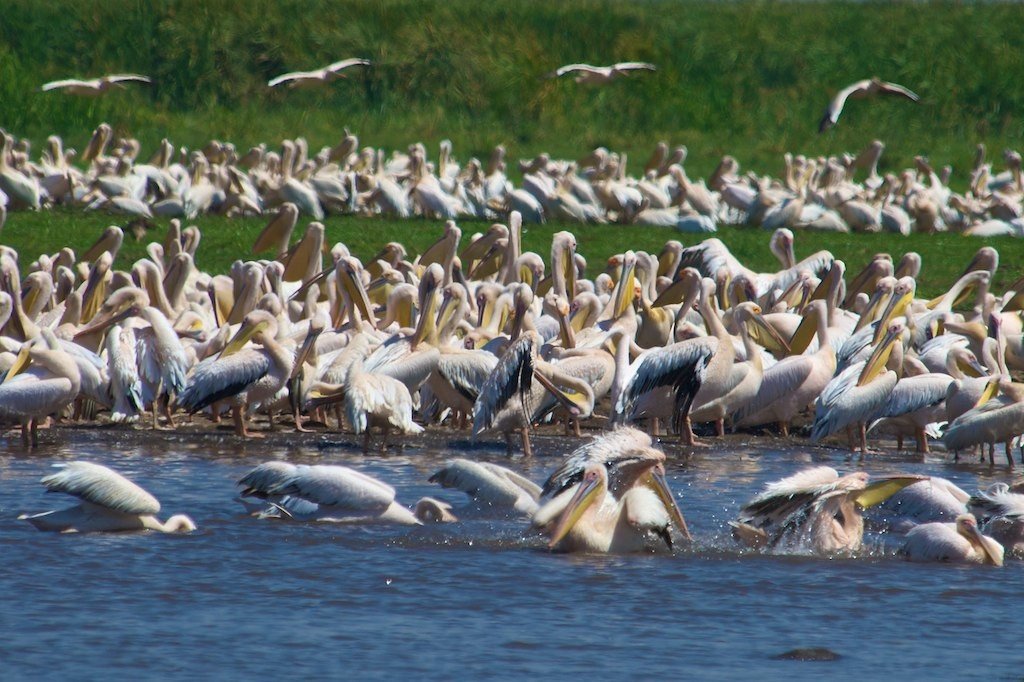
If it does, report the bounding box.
[1,430,1021,680]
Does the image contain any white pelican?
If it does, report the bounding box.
[533,456,688,553]
[731,466,924,555]
[176,309,291,437]
[428,459,541,516]
[969,483,1024,555]
[41,73,152,95]
[0,328,81,446]
[267,58,371,88]
[236,462,420,525]
[472,331,594,456]
[818,77,920,132]
[900,514,1004,566]
[547,62,656,84]
[19,461,196,533]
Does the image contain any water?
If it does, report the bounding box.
[1,431,1022,680]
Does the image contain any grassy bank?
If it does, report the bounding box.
[3,211,1020,298]
[0,1,1022,182]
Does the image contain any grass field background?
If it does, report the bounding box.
[1,1,1021,181]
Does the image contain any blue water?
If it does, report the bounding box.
[1,432,1022,680]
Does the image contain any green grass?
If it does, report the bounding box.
[0,1,1022,184]
[4,210,1021,298]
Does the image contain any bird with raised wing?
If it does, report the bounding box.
[20,461,196,533]
[818,77,920,132]
[41,74,151,96]
[548,62,656,85]
[268,58,371,88]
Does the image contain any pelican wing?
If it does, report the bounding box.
[429,459,538,508]
[176,349,271,412]
[732,354,814,425]
[969,483,1024,522]
[736,466,844,546]
[40,461,160,515]
[106,74,151,84]
[238,461,299,498]
[877,80,919,102]
[551,63,598,78]
[819,79,871,132]
[676,238,747,280]
[871,373,952,421]
[272,465,396,511]
[472,333,537,433]
[613,61,656,72]
[324,58,371,73]
[268,71,316,87]
[436,350,498,404]
[41,79,88,91]
[617,339,715,432]
[541,427,652,498]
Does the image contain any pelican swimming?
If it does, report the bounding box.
[19,461,196,533]
[427,459,541,517]
[900,514,1004,566]
[731,466,924,555]
[236,461,421,525]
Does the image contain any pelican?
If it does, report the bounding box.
[969,483,1024,554]
[731,466,924,555]
[176,309,292,437]
[900,514,1004,566]
[41,73,151,95]
[533,452,689,553]
[818,77,920,132]
[427,459,541,516]
[472,331,595,456]
[19,461,196,533]
[236,462,421,525]
[268,59,371,88]
[0,328,81,446]
[547,62,656,84]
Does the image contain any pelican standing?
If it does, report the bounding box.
[0,328,81,446]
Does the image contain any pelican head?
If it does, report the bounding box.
[955,514,1004,566]
[222,309,279,357]
[74,287,150,338]
[548,464,607,548]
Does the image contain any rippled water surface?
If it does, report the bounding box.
[1,431,1022,680]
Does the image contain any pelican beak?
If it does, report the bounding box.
[337,261,376,327]
[957,355,987,379]
[533,369,590,417]
[289,325,323,380]
[961,519,1004,567]
[289,267,332,303]
[4,342,32,383]
[418,232,451,267]
[858,325,902,386]
[82,228,119,263]
[975,377,1000,408]
[656,250,675,278]
[651,277,690,308]
[519,264,535,291]
[808,262,840,303]
[556,303,575,349]
[468,239,506,280]
[282,224,324,282]
[853,475,927,509]
[252,206,297,256]
[435,289,458,335]
[562,239,577,299]
[411,273,440,349]
[854,287,891,332]
[872,287,913,344]
[21,284,42,320]
[73,303,135,340]
[548,472,603,549]
[789,306,819,355]
[80,253,112,323]
[747,311,790,355]
[644,464,692,542]
[221,319,269,358]
[611,253,637,319]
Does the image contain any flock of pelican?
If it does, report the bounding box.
[18,428,1023,567]
[3,122,1024,236]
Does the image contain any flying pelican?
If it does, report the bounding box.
[818,77,920,132]
[0,328,81,446]
[731,466,924,555]
[427,459,541,517]
[267,59,371,88]
[19,461,196,533]
[547,62,656,84]
[41,73,152,96]
[533,454,688,553]
[236,461,421,525]
[900,514,1004,566]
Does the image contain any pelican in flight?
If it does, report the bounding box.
[236,461,421,525]
[900,514,1004,566]
[427,459,541,517]
[41,74,151,96]
[818,77,920,132]
[19,461,196,533]
[731,466,924,555]
[547,62,656,84]
[268,58,371,88]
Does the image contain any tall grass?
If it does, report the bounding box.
[0,1,1021,181]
